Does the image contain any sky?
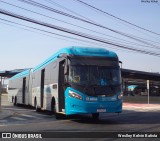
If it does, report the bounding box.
[0,0,160,73]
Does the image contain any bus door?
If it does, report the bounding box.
[58,60,65,112]
[40,69,45,108]
[22,77,26,104]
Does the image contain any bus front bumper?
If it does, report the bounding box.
[65,97,122,115]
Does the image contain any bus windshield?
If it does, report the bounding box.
[68,65,121,86]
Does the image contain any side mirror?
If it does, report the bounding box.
[64,59,69,75]
[57,53,68,58]
[64,65,69,75]
[57,53,69,75]
[119,61,122,69]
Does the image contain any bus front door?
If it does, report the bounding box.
[22,77,26,104]
[40,69,45,108]
[58,60,65,112]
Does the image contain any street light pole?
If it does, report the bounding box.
[147,80,150,104]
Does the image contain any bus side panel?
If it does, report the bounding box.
[31,70,41,108]
[8,79,19,103]
[8,75,30,105]
[51,59,63,112]
[32,59,60,111]
[31,58,63,112]
[28,70,33,105]
[9,78,22,104]
[24,76,30,105]
[8,78,21,104]
[43,60,59,111]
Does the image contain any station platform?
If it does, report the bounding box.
[123,102,160,112]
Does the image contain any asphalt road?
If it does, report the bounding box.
[1,94,160,140]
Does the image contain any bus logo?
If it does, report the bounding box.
[2,133,11,138]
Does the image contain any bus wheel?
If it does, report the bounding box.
[51,98,56,114]
[51,98,64,119]
[35,98,41,112]
[92,113,99,120]
[14,96,17,106]
[12,96,14,103]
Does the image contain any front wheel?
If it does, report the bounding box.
[92,113,99,120]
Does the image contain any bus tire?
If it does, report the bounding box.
[50,97,63,119]
[92,113,99,120]
[34,97,41,112]
[14,96,17,106]
[51,97,56,114]
[12,96,14,103]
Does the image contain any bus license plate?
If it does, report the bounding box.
[97,109,106,112]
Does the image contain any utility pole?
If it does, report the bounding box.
[147,80,150,104]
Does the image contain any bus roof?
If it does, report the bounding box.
[10,69,30,80]
[33,46,118,72]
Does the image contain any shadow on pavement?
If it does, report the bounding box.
[70,111,160,125]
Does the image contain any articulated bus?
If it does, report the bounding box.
[8,46,123,119]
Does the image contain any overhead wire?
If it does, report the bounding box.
[0,20,83,45]
[0,8,160,57]
[0,18,136,53]
[1,0,158,50]
[74,0,160,36]
[17,0,160,49]
[74,0,160,44]
[43,0,94,22]
[0,0,149,48]
[39,0,160,48]
[0,18,110,48]
[41,0,160,49]
[41,0,160,46]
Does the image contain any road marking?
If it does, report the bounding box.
[10,117,27,121]
[21,114,35,118]
[2,104,13,106]
[123,107,160,112]
[0,119,7,122]
[21,114,53,119]
[0,125,7,126]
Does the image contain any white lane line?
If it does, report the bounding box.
[21,114,49,119]
[0,125,7,126]
[21,114,35,118]
[10,117,27,121]
[0,120,7,122]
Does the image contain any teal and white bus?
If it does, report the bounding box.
[8,46,123,119]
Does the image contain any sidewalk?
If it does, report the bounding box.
[0,93,14,120]
[123,102,160,111]
[0,110,13,120]
[123,102,160,108]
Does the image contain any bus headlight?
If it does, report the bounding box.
[118,92,123,100]
[69,90,82,100]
